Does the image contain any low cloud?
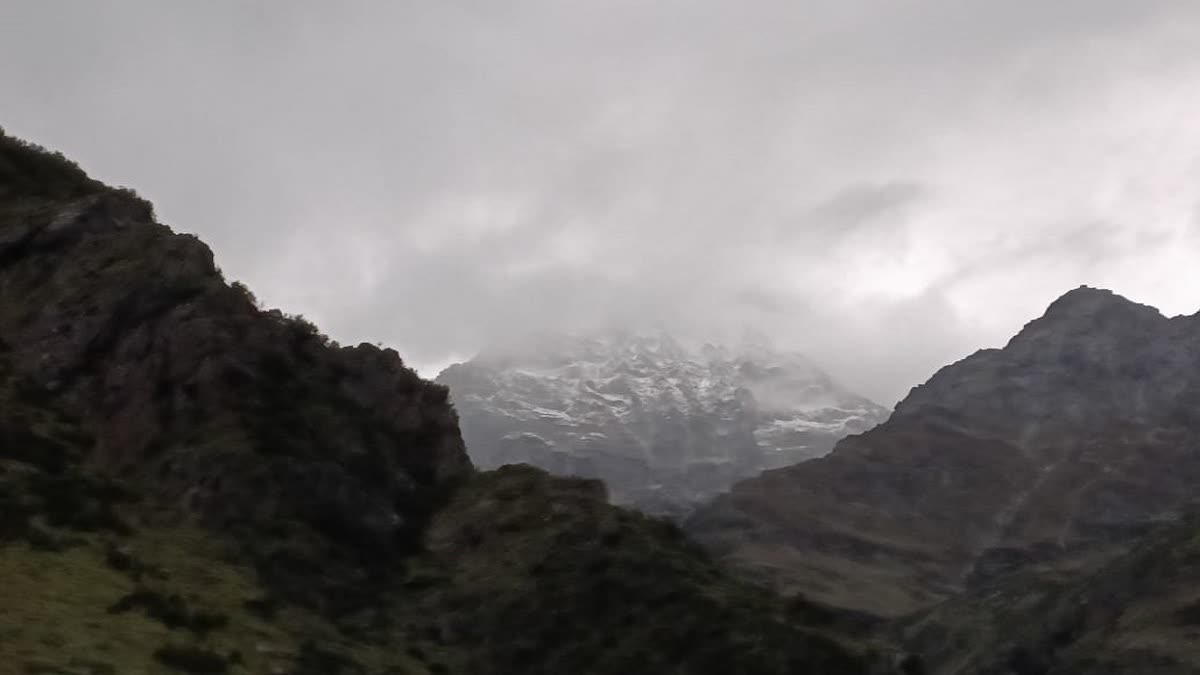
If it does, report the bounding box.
[3,1,1200,405]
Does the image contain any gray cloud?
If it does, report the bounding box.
[805,183,928,236]
[3,1,1200,405]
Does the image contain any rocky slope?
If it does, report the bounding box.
[688,287,1200,619]
[0,128,874,674]
[438,332,888,516]
[898,514,1200,674]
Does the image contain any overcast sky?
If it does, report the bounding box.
[3,1,1200,405]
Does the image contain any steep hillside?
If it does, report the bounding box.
[0,128,873,675]
[899,515,1200,674]
[0,130,471,554]
[688,287,1200,618]
[438,333,887,516]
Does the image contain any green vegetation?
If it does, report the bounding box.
[1,445,429,673]
[0,424,871,674]
[409,465,872,674]
[153,645,235,674]
[899,518,1200,674]
[0,127,101,202]
[0,126,153,228]
[0,345,874,673]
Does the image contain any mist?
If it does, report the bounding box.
[3,0,1199,405]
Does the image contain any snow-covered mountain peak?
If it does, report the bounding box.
[438,330,889,516]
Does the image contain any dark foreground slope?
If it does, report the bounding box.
[899,515,1200,674]
[0,129,870,675]
[689,286,1200,618]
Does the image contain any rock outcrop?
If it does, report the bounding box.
[688,287,1200,618]
[0,147,470,552]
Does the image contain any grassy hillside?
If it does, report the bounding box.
[0,392,871,674]
[899,516,1200,675]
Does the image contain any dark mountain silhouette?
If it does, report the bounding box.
[0,128,871,675]
[689,286,1200,620]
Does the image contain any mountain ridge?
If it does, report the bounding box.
[437,330,889,516]
[688,284,1200,619]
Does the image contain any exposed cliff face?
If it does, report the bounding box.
[688,287,1200,618]
[0,154,471,553]
[0,129,875,675]
[438,332,888,516]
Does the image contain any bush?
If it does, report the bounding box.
[242,595,280,620]
[230,281,259,309]
[152,645,230,674]
[294,641,367,675]
[108,589,228,636]
[0,426,74,473]
[0,128,98,201]
[28,472,135,535]
[103,544,154,581]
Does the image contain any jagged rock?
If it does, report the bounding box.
[0,159,470,550]
[438,331,888,515]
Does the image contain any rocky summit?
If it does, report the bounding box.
[0,129,877,674]
[438,332,888,517]
[688,286,1200,620]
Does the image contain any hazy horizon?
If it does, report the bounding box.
[4,1,1199,405]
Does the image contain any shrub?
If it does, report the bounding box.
[152,645,229,674]
[294,641,367,675]
[242,595,280,620]
[108,589,228,637]
[0,427,74,473]
[230,281,259,309]
[0,128,98,201]
[28,472,135,535]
